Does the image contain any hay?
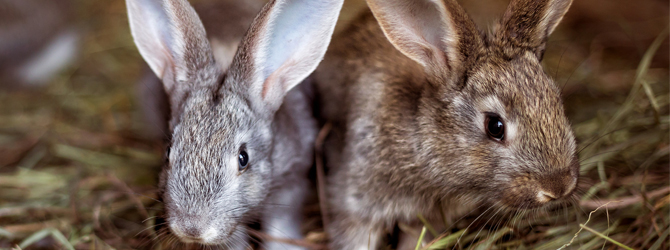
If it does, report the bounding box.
[0,0,667,249]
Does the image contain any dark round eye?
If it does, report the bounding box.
[238,150,249,172]
[485,115,505,140]
[164,147,171,163]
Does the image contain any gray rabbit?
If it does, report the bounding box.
[312,0,579,249]
[126,0,343,248]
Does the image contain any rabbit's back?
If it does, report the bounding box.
[314,11,424,125]
[313,11,428,183]
[313,11,441,221]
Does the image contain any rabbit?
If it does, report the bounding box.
[133,0,264,140]
[0,0,78,88]
[126,0,344,249]
[311,0,579,249]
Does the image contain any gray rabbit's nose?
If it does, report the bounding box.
[182,226,201,239]
[170,221,219,244]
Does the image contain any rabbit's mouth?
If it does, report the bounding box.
[165,209,246,245]
[169,222,245,246]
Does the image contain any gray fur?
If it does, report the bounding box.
[127,0,343,248]
[313,0,578,249]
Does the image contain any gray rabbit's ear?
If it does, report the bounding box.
[228,0,344,113]
[126,0,218,103]
[497,0,572,59]
[367,0,482,82]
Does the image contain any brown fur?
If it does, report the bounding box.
[313,0,577,248]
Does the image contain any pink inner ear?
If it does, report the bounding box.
[260,59,295,100]
[157,40,175,80]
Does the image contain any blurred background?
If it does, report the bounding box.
[0,0,667,249]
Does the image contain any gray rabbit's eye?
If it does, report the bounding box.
[238,149,249,173]
[164,146,171,163]
[485,114,505,141]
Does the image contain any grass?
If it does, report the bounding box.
[0,0,668,249]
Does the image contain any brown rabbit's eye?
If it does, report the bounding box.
[485,115,505,140]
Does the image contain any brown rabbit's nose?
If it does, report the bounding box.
[535,170,577,203]
[536,190,558,203]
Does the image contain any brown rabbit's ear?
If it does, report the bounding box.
[228,0,344,113]
[367,0,481,82]
[126,0,218,103]
[497,0,572,59]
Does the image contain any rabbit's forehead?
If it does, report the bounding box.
[468,57,564,117]
[171,95,259,154]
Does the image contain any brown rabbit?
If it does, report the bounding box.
[312,0,579,249]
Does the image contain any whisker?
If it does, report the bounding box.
[453,205,496,250]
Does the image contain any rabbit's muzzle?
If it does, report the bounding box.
[501,168,578,209]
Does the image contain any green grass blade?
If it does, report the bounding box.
[579,224,634,250]
[577,219,621,250]
[641,79,661,123]
[17,228,74,250]
[50,230,75,250]
[633,27,668,92]
[0,228,12,238]
[416,227,427,250]
[472,227,512,250]
[648,226,670,250]
[418,214,439,237]
[18,228,52,249]
[424,229,467,250]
